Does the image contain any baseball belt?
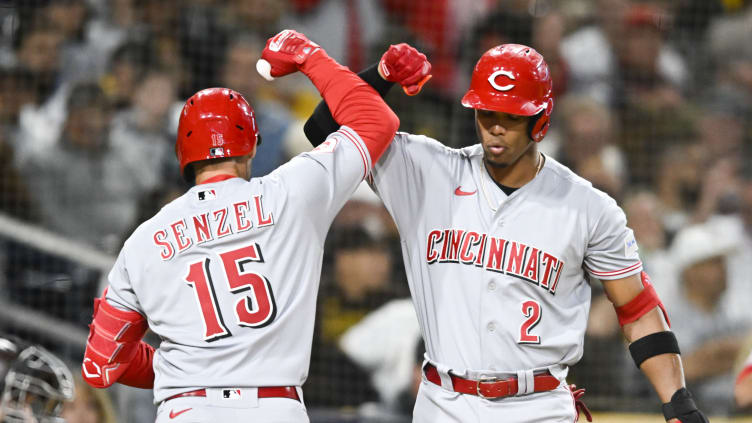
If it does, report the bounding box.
[424,363,560,399]
[164,386,300,403]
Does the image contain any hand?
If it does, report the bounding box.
[378,43,432,96]
[256,29,321,81]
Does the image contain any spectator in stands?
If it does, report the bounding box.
[44,0,99,85]
[707,4,752,96]
[108,68,180,192]
[532,9,568,99]
[281,0,386,73]
[612,4,696,187]
[220,0,286,38]
[560,0,687,106]
[0,68,37,220]
[84,0,147,77]
[176,0,228,95]
[13,15,68,161]
[220,33,292,176]
[99,41,154,111]
[18,82,146,253]
[655,142,705,234]
[61,375,117,423]
[551,95,627,200]
[0,132,35,222]
[695,85,751,164]
[306,224,397,408]
[665,218,750,415]
[724,166,752,326]
[339,297,421,419]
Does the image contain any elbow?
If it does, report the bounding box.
[384,106,400,136]
[81,359,113,389]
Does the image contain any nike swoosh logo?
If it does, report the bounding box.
[454,186,477,196]
[169,408,192,419]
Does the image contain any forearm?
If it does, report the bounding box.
[622,308,684,403]
[737,366,752,408]
[304,63,395,146]
[301,52,398,161]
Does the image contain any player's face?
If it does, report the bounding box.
[475,109,533,168]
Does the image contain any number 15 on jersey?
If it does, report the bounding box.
[184,243,277,342]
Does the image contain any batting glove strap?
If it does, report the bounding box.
[661,388,709,422]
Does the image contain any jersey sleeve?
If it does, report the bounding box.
[583,194,643,280]
[369,132,440,230]
[738,351,752,385]
[104,245,143,313]
[276,125,373,240]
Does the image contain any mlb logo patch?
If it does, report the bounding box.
[222,389,242,400]
[209,147,225,157]
[624,236,639,257]
[197,189,216,201]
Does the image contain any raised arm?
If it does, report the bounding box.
[257,30,401,163]
[603,271,709,423]
[302,43,432,147]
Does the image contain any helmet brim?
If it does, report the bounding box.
[461,90,545,116]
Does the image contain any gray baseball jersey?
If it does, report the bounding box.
[371,133,642,375]
[105,126,371,403]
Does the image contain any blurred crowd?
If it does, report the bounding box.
[0,0,751,421]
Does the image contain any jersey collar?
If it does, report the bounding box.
[198,174,239,185]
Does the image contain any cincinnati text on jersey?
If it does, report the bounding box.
[153,195,274,260]
[425,228,565,295]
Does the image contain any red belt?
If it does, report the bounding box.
[164,387,300,403]
[424,363,560,399]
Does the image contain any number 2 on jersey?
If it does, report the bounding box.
[518,300,542,344]
[185,243,277,342]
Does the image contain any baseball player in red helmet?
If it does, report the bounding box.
[305,44,710,422]
[80,29,399,422]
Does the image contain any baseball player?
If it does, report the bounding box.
[304,44,710,422]
[0,333,75,423]
[80,29,399,423]
[736,350,752,409]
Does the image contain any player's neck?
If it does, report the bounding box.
[195,169,242,185]
[194,157,252,184]
[484,148,543,188]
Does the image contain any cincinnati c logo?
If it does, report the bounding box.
[488,70,515,92]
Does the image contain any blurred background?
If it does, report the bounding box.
[0,0,751,421]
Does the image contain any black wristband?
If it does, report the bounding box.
[628,331,680,368]
[662,388,708,422]
[303,63,395,146]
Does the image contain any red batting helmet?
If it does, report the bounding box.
[461,44,554,142]
[176,87,260,180]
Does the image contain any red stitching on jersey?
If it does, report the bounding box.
[587,261,642,277]
[737,364,752,385]
[337,128,368,180]
[339,127,369,177]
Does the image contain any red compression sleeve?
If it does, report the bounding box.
[301,51,399,164]
[117,341,155,389]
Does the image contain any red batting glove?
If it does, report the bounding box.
[256,29,321,81]
[378,43,432,96]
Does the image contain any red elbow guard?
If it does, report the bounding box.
[615,271,671,327]
[82,291,153,388]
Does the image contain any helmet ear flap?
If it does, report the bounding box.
[528,98,554,142]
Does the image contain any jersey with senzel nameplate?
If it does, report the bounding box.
[106,126,371,403]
